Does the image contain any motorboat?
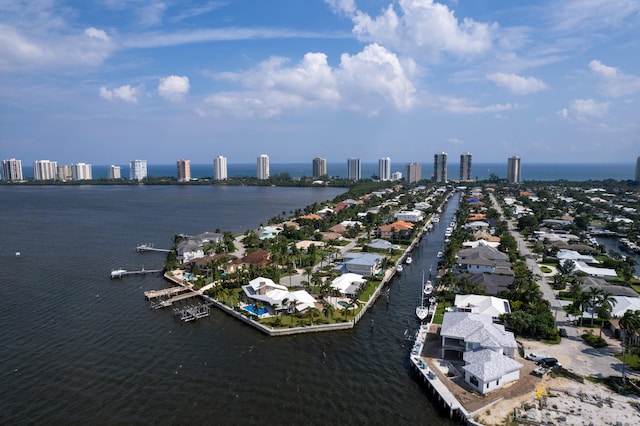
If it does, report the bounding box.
[423,280,433,295]
[396,264,404,272]
[436,251,443,258]
[405,256,412,265]
[415,271,429,321]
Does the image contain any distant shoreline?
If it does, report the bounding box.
[10,162,638,182]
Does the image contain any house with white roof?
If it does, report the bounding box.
[241,277,315,315]
[396,210,424,223]
[453,295,511,321]
[455,245,512,275]
[559,259,617,278]
[557,249,597,263]
[440,312,522,394]
[330,273,366,298]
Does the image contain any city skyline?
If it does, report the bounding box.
[2,1,639,165]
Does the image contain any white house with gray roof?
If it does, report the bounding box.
[453,295,511,321]
[440,312,522,394]
[341,253,382,276]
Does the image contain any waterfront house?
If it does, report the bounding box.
[377,220,414,240]
[367,238,394,251]
[452,295,511,321]
[330,273,366,298]
[177,239,205,263]
[396,210,424,223]
[455,245,512,275]
[241,277,315,314]
[440,312,522,394]
[457,273,514,296]
[340,253,382,276]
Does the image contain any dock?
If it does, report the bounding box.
[111,268,162,279]
[136,244,170,253]
[174,304,211,322]
[144,285,193,299]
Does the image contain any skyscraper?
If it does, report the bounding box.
[507,156,521,183]
[33,160,57,181]
[257,154,270,180]
[1,158,23,181]
[130,159,147,181]
[312,157,327,179]
[108,165,121,179]
[214,155,228,180]
[57,165,72,181]
[72,163,92,181]
[460,152,472,181]
[636,156,640,182]
[378,157,391,181]
[433,152,447,183]
[405,162,422,183]
[347,157,361,180]
[177,159,191,182]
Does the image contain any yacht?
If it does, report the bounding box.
[415,272,429,321]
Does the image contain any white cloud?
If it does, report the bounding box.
[0,23,113,71]
[589,60,640,97]
[448,138,463,145]
[205,44,415,117]
[486,72,547,95]
[551,0,640,34]
[558,98,609,121]
[439,96,516,114]
[138,1,167,26]
[333,0,497,60]
[99,85,141,104]
[84,27,110,42]
[158,75,190,102]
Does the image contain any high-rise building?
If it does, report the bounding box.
[72,163,92,181]
[636,156,640,182]
[312,157,327,179]
[214,155,228,180]
[108,165,121,179]
[130,159,147,181]
[507,156,521,183]
[378,157,391,181]
[460,152,472,181]
[257,154,270,180]
[177,159,191,182]
[391,171,403,181]
[405,162,422,183]
[347,157,361,180]
[433,152,447,183]
[33,160,57,181]
[1,158,23,181]
[57,165,72,181]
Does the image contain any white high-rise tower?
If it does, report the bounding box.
[214,156,228,180]
[378,157,391,181]
[257,154,269,180]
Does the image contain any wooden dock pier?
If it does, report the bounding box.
[144,285,193,300]
[110,268,163,279]
[174,304,211,322]
[136,244,171,253]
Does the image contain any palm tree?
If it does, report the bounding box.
[323,303,335,321]
[572,291,590,326]
[619,309,640,381]
[307,307,320,325]
[587,287,602,326]
[281,298,290,316]
[597,290,617,337]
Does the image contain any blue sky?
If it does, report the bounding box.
[1,0,639,165]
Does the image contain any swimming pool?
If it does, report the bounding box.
[338,301,353,308]
[184,273,196,280]
[243,304,268,316]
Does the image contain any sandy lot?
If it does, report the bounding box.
[474,376,640,426]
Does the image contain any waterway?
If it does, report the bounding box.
[0,185,460,424]
[595,236,640,277]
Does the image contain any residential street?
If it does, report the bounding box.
[489,192,632,379]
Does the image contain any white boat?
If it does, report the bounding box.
[436,251,443,258]
[110,268,127,279]
[415,271,429,321]
[405,256,412,265]
[423,280,433,295]
[396,264,404,272]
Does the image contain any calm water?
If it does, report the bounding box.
[20,162,638,181]
[0,185,459,425]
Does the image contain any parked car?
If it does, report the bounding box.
[526,352,547,362]
[559,328,568,337]
[539,357,561,368]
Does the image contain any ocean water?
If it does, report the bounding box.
[0,185,459,425]
[19,162,638,181]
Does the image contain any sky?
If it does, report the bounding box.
[1,0,639,165]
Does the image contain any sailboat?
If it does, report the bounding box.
[415,271,429,321]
